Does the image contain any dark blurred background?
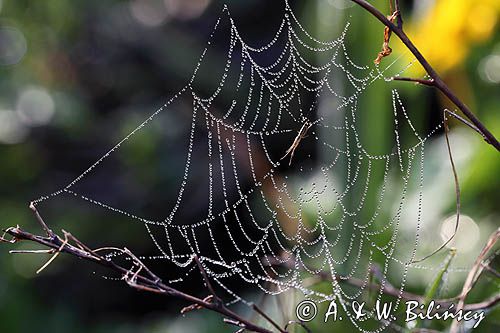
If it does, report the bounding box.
[0,1,499,332]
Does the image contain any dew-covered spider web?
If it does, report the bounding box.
[32,1,462,331]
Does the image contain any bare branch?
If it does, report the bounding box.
[350,0,500,150]
[2,206,275,333]
[392,77,434,87]
[4,211,498,332]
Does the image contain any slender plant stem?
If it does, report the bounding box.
[351,0,500,151]
[392,77,434,87]
[394,0,403,28]
[450,228,500,333]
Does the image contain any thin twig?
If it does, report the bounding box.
[193,254,221,305]
[1,227,20,243]
[350,0,500,150]
[29,202,55,238]
[412,111,461,263]
[252,303,287,333]
[36,233,68,274]
[224,318,246,329]
[481,262,500,279]
[450,228,500,333]
[392,77,434,87]
[445,109,485,139]
[10,249,54,254]
[285,321,311,333]
[394,0,403,28]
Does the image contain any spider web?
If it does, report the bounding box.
[32,1,456,331]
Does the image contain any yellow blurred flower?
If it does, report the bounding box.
[401,0,499,74]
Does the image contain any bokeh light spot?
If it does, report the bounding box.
[0,26,27,66]
[0,110,29,144]
[327,0,354,10]
[130,0,168,27]
[479,54,500,84]
[440,215,480,253]
[164,0,211,20]
[16,87,55,126]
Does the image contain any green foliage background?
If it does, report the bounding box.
[0,1,498,332]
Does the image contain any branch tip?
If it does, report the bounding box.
[29,202,55,238]
[392,76,435,87]
[193,254,222,306]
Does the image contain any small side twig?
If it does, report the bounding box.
[394,0,403,29]
[444,109,485,140]
[193,254,222,306]
[252,303,287,333]
[392,77,434,87]
[285,321,312,333]
[412,110,461,263]
[29,202,55,238]
[36,233,68,274]
[10,249,54,254]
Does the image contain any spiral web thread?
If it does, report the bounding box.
[32,2,457,331]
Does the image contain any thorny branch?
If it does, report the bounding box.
[351,0,500,151]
